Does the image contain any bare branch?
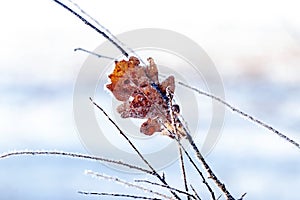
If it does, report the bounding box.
[134,179,197,199]
[85,170,173,200]
[184,131,235,200]
[78,191,162,200]
[74,48,116,60]
[160,123,216,200]
[51,0,129,57]
[0,150,152,174]
[237,193,247,200]
[89,98,181,200]
[178,146,190,200]
[65,0,146,64]
[178,81,300,150]
[190,185,201,200]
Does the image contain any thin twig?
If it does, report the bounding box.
[177,138,216,200]
[184,130,235,200]
[178,146,190,200]
[78,191,162,200]
[85,170,173,200]
[237,193,247,200]
[166,88,191,200]
[157,112,221,199]
[134,179,197,199]
[178,81,300,150]
[89,98,181,200]
[74,48,116,60]
[0,150,152,174]
[51,0,129,57]
[65,0,147,64]
[190,185,201,200]
[160,123,216,200]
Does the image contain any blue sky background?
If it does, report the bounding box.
[0,0,300,199]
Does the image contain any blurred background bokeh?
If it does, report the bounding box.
[0,0,300,199]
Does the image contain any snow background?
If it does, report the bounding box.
[0,0,300,199]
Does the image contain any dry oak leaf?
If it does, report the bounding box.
[106,56,176,136]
